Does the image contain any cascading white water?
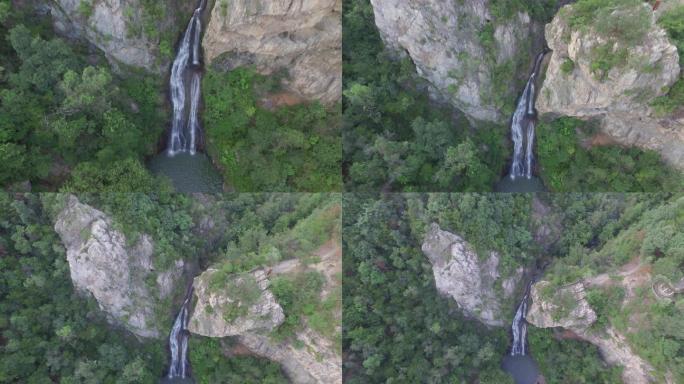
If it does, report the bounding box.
[167,287,193,379]
[167,0,206,156]
[510,288,530,356]
[509,52,546,180]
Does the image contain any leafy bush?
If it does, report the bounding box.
[342,0,508,191]
[560,58,575,74]
[658,4,684,65]
[78,0,94,19]
[189,337,288,384]
[203,67,341,191]
[537,117,683,191]
[63,158,173,193]
[528,328,623,383]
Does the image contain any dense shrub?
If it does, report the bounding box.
[537,117,683,191]
[203,67,341,191]
[0,13,167,190]
[343,0,507,191]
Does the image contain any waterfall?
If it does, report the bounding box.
[167,0,206,156]
[167,287,193,379]
[509,52,546,180]
[510,286,530,356]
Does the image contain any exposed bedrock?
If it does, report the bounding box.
[202,0,342,103]
[369,0,551,123]
[537,2,684,169]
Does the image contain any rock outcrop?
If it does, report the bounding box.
[537,2,684,169]
[202,0,341,103]
[189,241,342,384]
[526,281,597,329]
[53,196,187,338]
[369,0,548,123]
[527,280,656,384]
[47,0,195,72]
[188,268,285,336]
[421,223,522,326]
[239,327,340,384]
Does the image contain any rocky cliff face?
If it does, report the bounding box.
[53,196,188,338]
[189,242,342,384]
[188,268,285,336]
[421,223,522,326]
[537,2,684,169]
[526,281,597,329]
[370,0,547,123]
[47,0,195,73]
[202,0,341,103]
[528,279,656,384]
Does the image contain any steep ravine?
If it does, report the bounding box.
[52,195,342,383]
[369,0,683,178]
[420,203,670,384]
[369,0,553,124]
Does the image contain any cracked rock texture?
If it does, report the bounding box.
[53,195,187,338]
[422,223,522,326]
[47,0,194,73]
[370,0,548,123]
[203,0,341,103]
[537,2,684,169]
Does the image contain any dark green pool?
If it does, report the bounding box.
[148,152,224,193]
[495,176,546,193]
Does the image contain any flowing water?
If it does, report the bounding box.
[510,287,530,356]
[168,0,205,156]
[502,284,541,384]
[149,0,223,191]
[510,52,545,180]
[496,53,547,192]
[164,287,194,382]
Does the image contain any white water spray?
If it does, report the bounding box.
[167,287,193,379]
[509,52,546,180]
[510,286,530,356]
[167,0,206,156]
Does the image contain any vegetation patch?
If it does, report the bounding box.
[209,272,262,322]
[203,67,341,191]
[0,11,170,191]
[537,117,684,191]
[189,337,288,383]
[565,0,651,79]
[560,58,575,75]
[343,0,509,191]
[528,328,623,383]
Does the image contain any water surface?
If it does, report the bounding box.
[148,152,223,193]
[502,355,541,384]
[495,176,546,192]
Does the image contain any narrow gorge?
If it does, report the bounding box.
[148,0,224,194]
[497,51,547,192]
[0,0,342,192]
[345,0,683,191]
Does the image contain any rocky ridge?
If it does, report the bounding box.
[188,268,285,336]
[202,0,342,103]
[537,2,684,169]
[527,278,658,384]
[188,241,342,384]
[369,0,548,123]
[421,223,523,327]
[53,195,188,338]
[47,0,194,73]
